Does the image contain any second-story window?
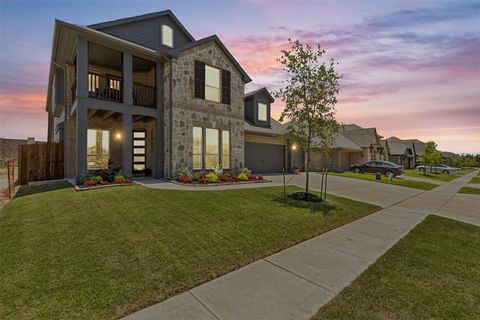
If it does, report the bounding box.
[194,60,231,104]
[162,25,173,47]
[205,65,221,103]
[258,103,267,121]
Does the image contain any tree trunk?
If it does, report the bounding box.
[305,148,310,193]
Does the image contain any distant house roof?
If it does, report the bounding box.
[402,139,425,155]
[169,35,252,83]
[244,87,274,102]
[244,118,285,135]
[387,139,411,156]
[87,10,196,42]
[341,126,380,148]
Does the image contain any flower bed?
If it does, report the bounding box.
[173,167,268,186]
[75,171,135,191]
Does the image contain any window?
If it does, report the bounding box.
[133,130,146,173]
[87,129,109,170]
[205,128,219,169]
[205,65,221,102]
[162,25,173,47]
[222,131,230,169]
[258,103,267,121]
[193,127,203,169]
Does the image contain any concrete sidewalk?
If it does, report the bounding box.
[125,171,478,320]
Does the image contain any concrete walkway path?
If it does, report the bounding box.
[125,171,478,320]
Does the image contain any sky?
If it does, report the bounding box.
[0,0,479,154]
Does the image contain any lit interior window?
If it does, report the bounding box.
[193,127,203,169]
[222,130,230,169]
[205,65,221,102]
[258,103,267,121]
[162,25,173,47]
[87,129,109,170]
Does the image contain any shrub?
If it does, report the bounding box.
[238,172,249,181]
[100,180,110,185]
[114,175,126,184]
[178,177,193,184]
[178,168,193,179]
[257,176,264,180]
[205,172,219,183]
[239,167,252,176]
[248,174,256,180]
[198,177,206,184]
[192,172,202,181]
[84,179,97,186]
[219,175,229,182]
[231,175,238,182]
[212,164,224,176]
[93,175,103,183]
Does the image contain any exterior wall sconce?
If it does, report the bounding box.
[116,133,122,140]
[292,144,297,150]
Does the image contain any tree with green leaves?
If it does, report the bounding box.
[274,40,341,194]
[420,141,442,175]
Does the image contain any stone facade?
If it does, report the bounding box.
[164,42,246,176]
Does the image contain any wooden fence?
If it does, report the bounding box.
[18,143,64,185]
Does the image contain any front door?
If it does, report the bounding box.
[132,130,146,175]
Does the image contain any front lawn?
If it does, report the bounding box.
[469,176,480,184]
[313,215,480,319]
[0,183,380,320]
[403,168,477,182]
[459,186,480,195]
[328,171,438,190]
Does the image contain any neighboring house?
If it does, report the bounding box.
[46,10,252,179]
[243,88,303,173]
[341,124,384,163]
[384,137,415,169]
[309,132,364,172]
[0,137,39,165]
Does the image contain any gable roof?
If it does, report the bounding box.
[343,124,364,131]
[341,126,380,148]
[244,87,274,102]
[169,35,252,83]
[87,10,195,42]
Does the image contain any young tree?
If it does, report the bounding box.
[274,40,341,194]
[420,141,442,175]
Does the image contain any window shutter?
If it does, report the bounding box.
[221,69,231,105]
[194,60,205,99]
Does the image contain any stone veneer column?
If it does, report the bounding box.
[122,112,133,177]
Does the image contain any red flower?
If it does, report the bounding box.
[198,177,206,184]
[248,174,257,180]
[84,179,97,186]
[100,180,110,185]
[257,176,264,180]
[219,175,229,182]
[231,175,238,182]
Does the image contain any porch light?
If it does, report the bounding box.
[292,144,297,150]
[115,133,122,140]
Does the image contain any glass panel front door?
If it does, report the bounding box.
[133,130,146,174]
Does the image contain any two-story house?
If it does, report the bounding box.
[46,10,253,180]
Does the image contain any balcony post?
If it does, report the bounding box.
[123,53,133,105]
[76,37,88,99]
[122,112,133,177]
[76,105,88,179]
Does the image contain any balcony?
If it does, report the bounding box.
[133,82,156,108]
[88,72,123,103]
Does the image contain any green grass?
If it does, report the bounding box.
[328,171,438,190]
[403,168,478,182]
[0,183,380,320]
[313,215,480,320]
[469,176,480,184]
[459,186,480,195]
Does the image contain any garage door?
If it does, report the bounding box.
[245,142,285,174]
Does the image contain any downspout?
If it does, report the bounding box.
[169,60,173,178]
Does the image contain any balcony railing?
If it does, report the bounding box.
[133,82,156,108]
[88,72,123,103]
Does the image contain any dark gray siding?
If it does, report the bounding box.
[245,142,285,173]
[55,68,65,105]
[254,92,271,127]
[98,16,192,50]
[244,97,254,123]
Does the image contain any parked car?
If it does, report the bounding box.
[416,164,457,174]
[350,160,403,176]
